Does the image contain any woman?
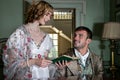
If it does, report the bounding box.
[2,1,54,80]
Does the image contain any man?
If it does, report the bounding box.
[55,26,103,80]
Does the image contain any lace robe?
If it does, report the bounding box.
[2,26,53,80]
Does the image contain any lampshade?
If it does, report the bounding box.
[102,22,120,40]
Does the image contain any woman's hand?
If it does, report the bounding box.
[55,60,71,70]
[34,58,52,68]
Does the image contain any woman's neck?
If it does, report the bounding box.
[25,21,42,34]
[26,21,39,28]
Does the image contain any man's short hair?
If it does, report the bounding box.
[75,26,92,39]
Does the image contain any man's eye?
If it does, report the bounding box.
[74,34,76,37]
[79,34,83,37]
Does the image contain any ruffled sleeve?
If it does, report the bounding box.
[2,28,29,80]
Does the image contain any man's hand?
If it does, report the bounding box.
[55,60,71,69]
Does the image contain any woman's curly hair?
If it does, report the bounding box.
[25,0,54,24]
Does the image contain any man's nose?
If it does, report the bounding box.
[74,35,79,40]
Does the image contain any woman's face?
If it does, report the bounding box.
[39,12,53,25]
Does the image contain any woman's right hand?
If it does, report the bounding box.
[34,58,52,68]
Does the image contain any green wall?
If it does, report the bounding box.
[0,0,23,38]
[0,0,110,61]
[85,0,110,61]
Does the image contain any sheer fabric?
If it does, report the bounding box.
[2,26,53,80]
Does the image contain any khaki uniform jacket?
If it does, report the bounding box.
[55,48,103,80]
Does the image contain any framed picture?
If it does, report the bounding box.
[115,10,120,55]
[116,0,120,8]
[115,41,120,55]
[115,0,120,54]
[116,11,120,22]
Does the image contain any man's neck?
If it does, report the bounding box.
[77,48,88,56]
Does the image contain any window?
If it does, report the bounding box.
[48,34,58,59]
[54,11,72,19]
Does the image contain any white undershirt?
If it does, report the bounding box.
[75,49,90,67]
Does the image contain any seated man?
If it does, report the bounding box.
[55,26,103,80]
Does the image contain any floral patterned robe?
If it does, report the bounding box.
[2,26,53,80]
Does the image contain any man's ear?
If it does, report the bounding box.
[87,39,92,44]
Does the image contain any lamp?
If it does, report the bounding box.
[102,22,120,79]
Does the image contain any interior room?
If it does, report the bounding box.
[0,0,120,80]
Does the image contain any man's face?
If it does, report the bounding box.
[73,30,90,49]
